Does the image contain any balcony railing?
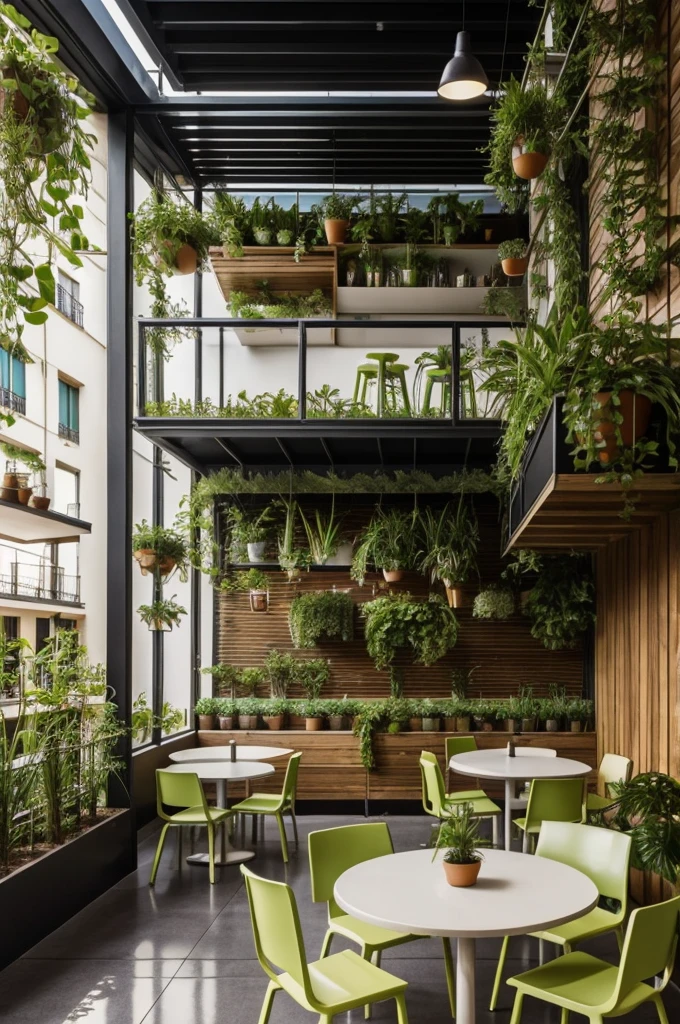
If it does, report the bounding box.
[0,563,81,604]
[0,385,26,415]
[58,423,80,444]
[56,284,84,328]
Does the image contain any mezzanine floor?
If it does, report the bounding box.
[0,814,677,1024]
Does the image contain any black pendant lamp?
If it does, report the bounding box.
[438,3,488,101]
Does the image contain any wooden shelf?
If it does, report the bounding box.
[209,245,337,300]
[337,285,518,316]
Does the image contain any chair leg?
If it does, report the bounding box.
[394,991,409,1024]
[207,823,216,884]
[490,935,509,1010]
[653,994,670,1024]
[353,372,361,404]
[615,925,624,952]
[258,980,280,1024]
[361,946,375,1020]
[560,1010,569,1024]
[422,377,434,414]
[442,936,456,1018]
[492,814,499,848]
[319,929,334,959]
[509,992,524,1024]
[290,807,299,849]
[275,812,289,863]
[149,823,170,886]
[398,371,411,415]
[538,938,545,965]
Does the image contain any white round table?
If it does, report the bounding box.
[449,749,593,851]
[169,745,293,763]
[163,761,275,865]
[334,847,597,1024]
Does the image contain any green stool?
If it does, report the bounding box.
[353,352,411,417]
[384,362,411,415]
[422,368,451,415]
[460,366,478,418]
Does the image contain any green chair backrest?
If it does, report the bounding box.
[308,822,394,916]
[445,736,477,761]
[156,769,207,821]
[281,752,302,805]
[241,865,313,1001]
[599,753,633,797]
[536,821,631,911]
[613,895,680,1008]
[525,777,586,831]
[420,753,446,818]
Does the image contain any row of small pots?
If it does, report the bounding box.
[1,473,50,509]
[197,713,588,734]
[197,713,349,732]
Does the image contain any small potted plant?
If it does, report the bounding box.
[419,500,479,609]
[516,686,538,732]
[318,193,357,244]
[236,696,260,731]
[264,648,296,700]
[352,507,422,585]
[276,498,311,580]
[432,802,488,887]
[420,698,441,733]
[300,500,344,566]
[471,698,496,732]
[473,585,515,620]
[216,697,237,730]
[225,504,274,563]
[274,202,297,245]
[137,596,186,632]
[131,190,216,277]
[132,692,154,743]
[30,471,50,510]
[497,238,528,277]
[384,697,410,734]
[298,698,325,731]
[407,698,423,732]
[325,698,349,731]
[195,696,220,730]
[221,568,270,612]
[132,519,189,580]
[296,657,330,700]
[567,697,593,733]
[261,697,288,730]
[543,685,568,732]
[250,197,274,245]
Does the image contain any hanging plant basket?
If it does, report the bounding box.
[249,588,269,613]
[512,141,549,180]
[148,618,172,632]
[501,257,528,277]
[172,242,199,275]
[133,550,176,577]
[383,569,405,583]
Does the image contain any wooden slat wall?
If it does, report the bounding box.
[215,494,584,700]
[595,508,680,903]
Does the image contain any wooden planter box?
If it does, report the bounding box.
[0,809,133,970]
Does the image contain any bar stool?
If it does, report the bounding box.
[421,368,451,415]
[353,352,410,417]
[384,362,411,415]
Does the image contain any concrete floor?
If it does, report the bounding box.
[0,813,678,1024]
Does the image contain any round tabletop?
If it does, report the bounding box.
[169,745,292,764]
[163,761,276,782]
[334,848,598,939]
[449,749,592,782]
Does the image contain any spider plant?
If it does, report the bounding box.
[419,499,479,587]
[299,496,343,565]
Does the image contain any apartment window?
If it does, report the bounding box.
[56,272,84,328]
[54,464,80,519]
[0,349,26,415]
[58,379,80,444]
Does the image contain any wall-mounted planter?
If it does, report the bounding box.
[249,589,269,612]
[197,714,216,730]
[444,584,465,608]
[306,716,324,731]
[501,257,528,277]
[247,541,267,562]
[383,569,404,583]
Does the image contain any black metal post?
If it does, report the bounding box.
[151,444,164,746]
[137,322,146,417]
[194,190,203,406]
[190,189,203,718]
[218,327,225,408]
[106,110,134,826]
[298,320,307,420]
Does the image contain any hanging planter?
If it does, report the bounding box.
[512,138,549,180]
[249,588,269,613]
[319,193,357,245]
[132,520,189,580]
[498,239,528,277]
[383,568,405,583]
[221,568,271,612]
[171,242,199,276]
[137,596,187,632]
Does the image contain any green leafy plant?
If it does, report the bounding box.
[295,697,326,720]
[351,507,422,584]
[374,192,407,242]
[361,593,459,669]
[229,282,332,319]
[523,555,595,650]
[352,700,385,770]
[273,201,298,245]
[131,518,189,581]
[275,498,310,575]
[211,192,250,257]
[608,773,680,885]
[137,596,186,631]
[566,697,593,725]
[480,285,526,321]
[220,567,269,593]
[318,193,358,222]
[295,658,330,699]
[289,590,354,648]
[299,496,343,564]
[224,503,274,558]
[427,193,482,244]
[400,207,431,245]
[0,442,45,472]
[419,499,479,587]
[497,238,527,261]
[431,801,488,864]
[484,76,552,210]
[195,697,220,717]
[237,667,265,697]
[263,649,297,698]
[473,586,515,620]
[202,663,240,699]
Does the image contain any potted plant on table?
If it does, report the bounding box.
[195,696,220,731]
[318,193,358,244]
[498,238,528,277]
[132,519,189,580]
[221,567,270,612]
[137,596,186,632]
[352,507,422,585]
[473,585,515,620]
[432,802,488,887]
[419,500,479,608]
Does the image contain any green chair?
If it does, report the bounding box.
[230,752,301,863]
[150,769,233,885]
[241,864,410,1024]
[506,893,680,1024]
[420,751,502,847]
[490,821,632,1011]
[308,822,455,1019]
[444,737,491,802]
[587,753,633,814]
[514,778,586,853]
[421,368,451,415]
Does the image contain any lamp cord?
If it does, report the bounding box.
[498,0,512,88]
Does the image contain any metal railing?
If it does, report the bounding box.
[56,284,84,328]
[58,423,80,444]
[0,385,26,415]
[0,561,81,604]
[136,316,510,428]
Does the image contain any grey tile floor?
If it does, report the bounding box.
[0,814,678,1023]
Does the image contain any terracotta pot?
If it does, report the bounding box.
[197,714,216,730]
[484,228,494,242]
[218,715,235,730]
[0,74,30,122]
[17,487,32,505]
[570,720,582,733]
[263,714,284,731]
[591,390,652,465]
[456,716,471,732]
[249,590,269,613]
[512,146,549,180]
[173,243,199,276]
[328,715,345,731]
[305,716,323,731]
[504,719,518,734]
[443,859,481,887]
[501,257,528,277]
[409,717,422,732]
[238,714,258,730]
[444,583,465,609]
[324,219,349,244]
[1,472,19,502]
[383,568,404,583]
[133,549,157,574]
[545,719,560,732]
[30,495,51,511]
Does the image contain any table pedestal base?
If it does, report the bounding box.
[457,936,476,1024]
[186,849,255,867]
